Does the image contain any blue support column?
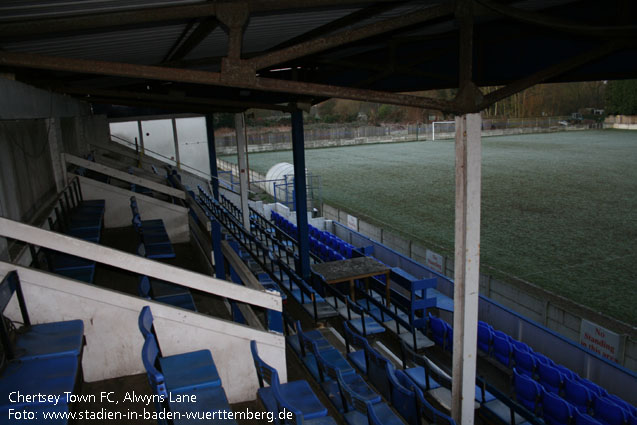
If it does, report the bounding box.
[291,109,310,280]
[205,114,225,279]
[205,114,220,200]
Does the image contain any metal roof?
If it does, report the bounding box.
[0,0,635,115]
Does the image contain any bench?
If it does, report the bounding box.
[130,196,175,259]
[0,271,83,420]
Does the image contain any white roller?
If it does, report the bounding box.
[264,162,295,196]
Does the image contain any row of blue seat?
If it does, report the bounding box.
[46,178,105,283]
[478,322,636,425]
[270,211,355,262]
[130,196,175,260]
[138,306,236,425]
[514,368,636,425]
[130,197,197,311]
[0,271,84,423]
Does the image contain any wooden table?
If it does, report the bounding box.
[311,256,391,306]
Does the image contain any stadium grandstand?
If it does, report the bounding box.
[0,1,635,425]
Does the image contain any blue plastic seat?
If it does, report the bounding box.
[429,315,447,348]
[564,377,593,413]
[169,386,238,424]
[336,370,400,425]
[576,377,607,399]
[513,345,537,378]
[386,366,419,424]
[251,341,328,422]
[543,391,574,425]
[14,320,84,361]
[0,356,79,411]
[141,333,221,395]
[574,409,605,425]
[160,349,221,391]
[345,298,385,337]
[366,347,394,401]
[271,378,339,425]
[477,321,493,354]
[513,368,543,413]
[0,271,84,362]
[492,331,513,367]
[342,322,370,375]
[593,397,628,425]
[537,362,564,394]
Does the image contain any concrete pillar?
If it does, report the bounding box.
[291,109,310,280]
[234,113,251,230]
[205,114,225,279]
[46,118,66,192]
[451,113,482,425]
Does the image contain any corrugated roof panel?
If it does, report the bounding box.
[2,24,187,65]
[241,8,360,55]
[0,0,200,21]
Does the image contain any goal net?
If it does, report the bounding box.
[432,121,456,140]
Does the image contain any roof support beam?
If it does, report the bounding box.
[56,86,293,112]
[0,51,455,111]
[164,19,219,63]
[247,2,455,71]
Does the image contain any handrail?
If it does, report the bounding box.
[0,217,281,312]
[64,153,186,200]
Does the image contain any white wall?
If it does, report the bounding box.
[0,263,286,403]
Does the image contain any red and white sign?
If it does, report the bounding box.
[579,319,621,363]
[347,214,358,231]
[425,249,444,274]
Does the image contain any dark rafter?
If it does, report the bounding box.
[57,86,293,113]
[164,18,220,63]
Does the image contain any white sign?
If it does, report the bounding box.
[425,249,444,273]
[347,214,358,231]
[579,319,621,362]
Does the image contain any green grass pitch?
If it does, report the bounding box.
[221,130,637,324]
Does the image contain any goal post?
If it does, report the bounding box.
[432,121,456,140]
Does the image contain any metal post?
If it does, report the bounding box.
[204,114,225,279]
[291,109,310,280]
[451,113,482,425]
[205,115,220,200]
[235,113,251,230]
[172,118,181,169]
[137,120,145,156]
